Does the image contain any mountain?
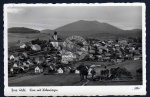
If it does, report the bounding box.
[8,27,40,34]
[53,20,141,39]
[55,20,123,32]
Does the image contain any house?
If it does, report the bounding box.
[75,69,80,74]
[9,53,18,60]
[115,44,119,47]
[9,55,15,60]
[10,67,14,74]
[35,66,43,73]
[12,67,20,74]
[133,56,142,60]
[31,44,41,51]
[50,42,58,49]
[20,43,26,49]
[61,51,76,63]
[13,62,18,67]
[116,59,124,63]
[57,68,64,74]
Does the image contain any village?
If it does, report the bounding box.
[8,31,142,84]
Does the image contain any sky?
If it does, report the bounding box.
[7,5,142,31]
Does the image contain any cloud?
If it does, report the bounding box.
[7,7,24,14]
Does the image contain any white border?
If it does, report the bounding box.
[4,3,146,96]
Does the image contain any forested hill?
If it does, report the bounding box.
[8,27,40,34]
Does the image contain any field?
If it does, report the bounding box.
[8,33,119,48]
[8,60,142,86]
[8,33,51,48]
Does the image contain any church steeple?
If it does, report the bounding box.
[53,31,58,40]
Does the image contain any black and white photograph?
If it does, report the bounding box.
[4,3,146,96]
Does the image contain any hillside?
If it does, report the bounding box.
[55,20,123,32]
[8,27,40,34]
[52,20,142,38]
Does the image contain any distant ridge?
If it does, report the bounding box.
[8,27,40,33]
[55,20,123,32]
[51,20,141,38]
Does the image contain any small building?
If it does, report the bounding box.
[114,44,119,47]
[9,55,15,60]
[133,56,142,60]
[75,69,80,74]
[57,68,64,74]
[13,63,18,67]
[11,67,20,74]
[35,66,43,73]
[9,53,18,60]
[20,43,26,49]
[116,59,124,63]
[51,42,58,49]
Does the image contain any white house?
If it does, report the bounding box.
[13,63,18,67]
[10,68,14,74]
[133,56,141,60]
[75,69,80,74]
[35,66,43,73]
[116,59,124,63]
[57,68,64,74]
[20,43,26,49]
[51,42,58,49]
[9,55,14,60]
